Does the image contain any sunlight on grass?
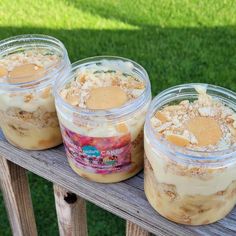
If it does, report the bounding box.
[1,0,236,30]
[71,0,236,27]
[0,0,138,29]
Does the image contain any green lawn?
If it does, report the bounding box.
[0,0,236,235]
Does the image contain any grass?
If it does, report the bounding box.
[0,0,236,235]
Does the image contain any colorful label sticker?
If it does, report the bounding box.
[61,125,132,174]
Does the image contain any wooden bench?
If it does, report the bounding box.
[0,130,236,236]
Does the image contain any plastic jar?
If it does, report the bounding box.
[0,34,70,150]
[144,83,236,225]
[55,56,151,183]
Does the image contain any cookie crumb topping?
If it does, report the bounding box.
[0,49,61,84]
[60,70,145,109]
[151,87,236,151]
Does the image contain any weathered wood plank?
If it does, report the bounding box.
[126,221,150,236]
[54,184,88,236]
[0,130,236,236]
[0,156,37,236]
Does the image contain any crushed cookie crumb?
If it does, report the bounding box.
[151,87,236,151]
[198,107,217,117]
[0,49,61,83]
[60,70,145,109]
[155,111,168,123]
[165,190,176,200]
[24,94,33,103]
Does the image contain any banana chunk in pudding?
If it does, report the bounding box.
[144,84,236,225]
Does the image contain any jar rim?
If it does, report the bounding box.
[54,55,151,120]
[145,83,236,164]
[0,34,69,91]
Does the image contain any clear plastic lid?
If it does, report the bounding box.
[54,56,151,122]
[145,83,236,167]
[0,34,69,91]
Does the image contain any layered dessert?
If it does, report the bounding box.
[56,58,151,183]
[0,39,69,150]
[144,85,236,225]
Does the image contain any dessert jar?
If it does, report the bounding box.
[55,56,151,183]
[0,35,70,150]
[144,83,236,225]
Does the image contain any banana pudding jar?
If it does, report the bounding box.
[0,35,70,150]
[55,56,151,183]
[144,84,236,225]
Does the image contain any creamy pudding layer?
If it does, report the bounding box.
[144,85,236,225]
[144,155,236,225]
[0,88,56,112]
[57,100,147,139]
[144,134,236,196]
[57,63,150,183]
[0,48,63,150]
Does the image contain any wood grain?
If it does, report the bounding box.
[1,131,236,235]
[54,184,88,236]
[126,221,150,236]
[0,156,37,236]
